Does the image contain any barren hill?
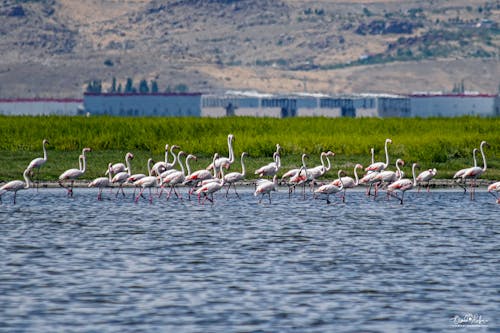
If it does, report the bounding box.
[0,0,498,98]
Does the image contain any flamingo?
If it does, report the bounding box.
[127,158,154,198]
[387,163,419,205]
[331,164,363,202]
[223,152,249,199]
[255,144,282,179]
[453,148,478,192]
[365,138,392,172]
[0,168,31,204]
[88,163,113,200]
[254,175,278,204]
[161,152,194,201]
[359,170,381,197]
[184,153,218,198]
[461,140,489,200]
[416,168,437,192]
[306,151,335,189]
[58,148,91,197]
[281,153,308,198]
[152,144,180,176]
[196,158,225,204]
[374,158,405,189]
[106,151,134,176]
[487,181,500,203]
[26,138,49,189]
[314,170,345,204]
[134,163,160,204]
[111,152,134,197]
[206,134,235,177]
[281,153,308,184]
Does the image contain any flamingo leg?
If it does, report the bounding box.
[13,191,17,204]
[135,188,145,203]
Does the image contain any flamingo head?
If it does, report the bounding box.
[82,147,92,153]
[397,159,405,166]
[326,151,335,157]
[228,134,235,142]
[43,139,49,145]
[355,164,363,169]
[386,138,393,144]
[127,152,134,160]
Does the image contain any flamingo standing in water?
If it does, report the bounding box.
[387,163,419,205]
[184,153,218,198]
[453,148,478,192]
[134,161,160,204]
[106,151,132,177]
[0,168,31,204]
[127,158,154,198]
[26,138,49,189]
[487,181,500,203]
[58,148,91,197]
[281,153,308,198]
[306,151,335,189]
[152,144,180,176]
[365,138,392,172]
[111,152,134,197]
[254,175,278,204]
[416,167,438,192]
[255,144,281,178]
[88,163,113,200]
[161,152,194,201]
[314,170,345,204]
[207,134,235,177]
[374,158,405,190]
[461,140,489,200]
[331,164,363,202]
[223,152,249,199]
[196,156,225,204]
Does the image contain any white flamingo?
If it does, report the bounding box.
[184,153,218,197]
[27,138,49,188]
[314,170,345,204]
[365,138,392,172]
[461,140,489,200]
[255,144,281,177]
[58,148,91,197]
[88,163,113,200]
[134,162,160,204]
[487,181,500,203]
[223,152,248,199]
[152,144,180,176]
[0,168,31,204]
[162,152,195,201]
[207,134,235,177]
[196,159,225,204]
[111,152,134,197]
[254,175,278,204]
[387,163,419,205]
[306,151,335,189]
[281,153,308,198]
[106,152,131,176]
[453,148,478,192]
[374,158,405,188]
[281,153,308,184]
[127,158,154,198]
[416,168,438,192]
[331,164,363,202]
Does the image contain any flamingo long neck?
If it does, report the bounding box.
[78,155,83,170]
[472,148,478,167]
[324,154,332,172]
[178,153,186,175]
[370,148,375,165]
[411,164,418,186]
[479,142,487,171]
[42,140,48,161]
[211,154,219,178]
[23,169,31,188]
[185,155,195,176]
[396,160,403,180]
[240,153,246,177]
[354,165,361,185]
[337,170,344,190]
[108,164,113,182]
[228,135,235,163]
[81,154,87,173]
[125,154,133,174]
[275,154,281,169]
[171,146,178,167]
[383,141,390,168]
[147,158,154,176]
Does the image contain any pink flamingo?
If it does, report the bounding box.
[254,175,279,204]
[0,168,31,204]
[281,153,308,184]
[206,134,235,177]
[282,153,308,198]
[58,148,91,197]
[462,141,489,200]
[374,158,405,190]
[196,158,225,204]
[487,181,500,203]
[306,151,335,189]
[26,138,49,189]
[365,138,392,172]
[387,163,419,205]
[184,153,218,198]
[161,152,194,201]
[332,164,363,202]
[111,152,134,197]
[152,144,180,176]
[416,168,437,192]
[223,152,249,199]
[127,158,154,198]
[314,170,345,204]
[134,164,159,204]
[453,148,478,192]
[106,151,132,177]
[255,144,281,178]
[88,163,113,200]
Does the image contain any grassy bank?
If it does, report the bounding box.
[0,115,498,182]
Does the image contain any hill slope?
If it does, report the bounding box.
[0,0,498,98]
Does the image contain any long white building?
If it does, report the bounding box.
[0,98,83,115]
[410,93,500,117]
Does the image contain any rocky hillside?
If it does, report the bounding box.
[0,0,498,98]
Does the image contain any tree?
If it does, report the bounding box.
[151,80,159,93]
[125,78,134,93]
[139,79,149,93]
[111,77,117,93]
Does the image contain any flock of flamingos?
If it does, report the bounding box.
[1,135,499,205]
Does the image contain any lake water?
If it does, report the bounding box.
[0,187,498,332]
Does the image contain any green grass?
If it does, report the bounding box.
[0,115,498,182]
